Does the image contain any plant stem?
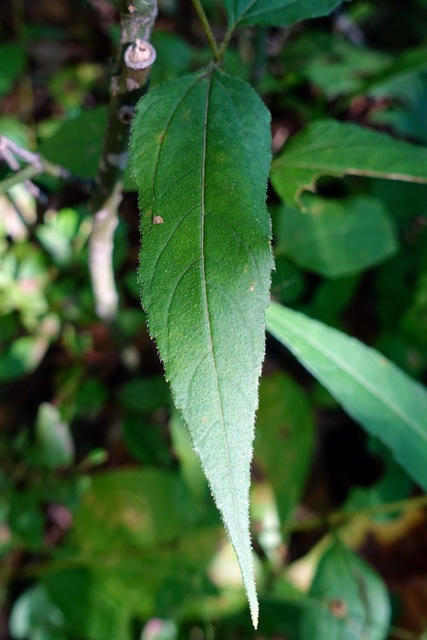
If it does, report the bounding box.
[280,494,427,535]
[0,135,92,195]
[89,0,157,322]
[217,23,236,61]
[191,0,220,62]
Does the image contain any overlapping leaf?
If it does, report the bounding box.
[271,119,427,208]
[266,302,427,490]
[130,69,273,627]
[222,0,349,28]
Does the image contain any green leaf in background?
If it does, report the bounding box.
[34,403,74,469]
[300,35,389,98]
[39,107,106,178]
[271,119,427,209]
[119,376,170,413]
[122,416,172,466]
[9,583,66,640]
[75,469,198,552]
[275,195,397,278]
[356,45,427,99]
[222,0,349,28]
[0,43,26,99]
[0,336,49,381]
[301,541,390,640]
[255,372,315,525]
[271,256,305,304]
[130,69,273,627]
[170,408,207,500]
[38,107,134,189]
[149,31,193,88]
[266,302,427,491]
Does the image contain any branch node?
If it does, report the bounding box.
[118,104,135,123]
[125,39,156,69]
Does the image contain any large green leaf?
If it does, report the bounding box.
[270,119,427,208]
[130,69,273,627]
[222,0,349,28]
[266,302,427,491]
[275,194,397,278]
[301,541,390,640]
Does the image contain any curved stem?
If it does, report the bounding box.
[280,494,427,535]
[192,0,220,62]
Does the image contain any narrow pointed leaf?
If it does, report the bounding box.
[270,119,427,208]
[130,70,273,627]
[222,0,349,28]
[266,302,427,490]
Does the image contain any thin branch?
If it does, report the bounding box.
[88,0,157,322]
[0,135,94,195]
[217,23,237,61]
[191,0,220,62]
[279,494,427,535]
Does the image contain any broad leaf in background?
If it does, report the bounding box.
[255,372,315,525]
[271,119,427,208]
[75,469,201,552]
[275,195,397,278]
[301,541,390,640]
[130,69,273,627]
[39,107,134,190]
[222,0,349,28]
[0,43,26,100]
[266,302,427,491]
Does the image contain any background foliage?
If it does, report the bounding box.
[1,1,427,639]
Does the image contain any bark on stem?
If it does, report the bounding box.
[89,0,157,321]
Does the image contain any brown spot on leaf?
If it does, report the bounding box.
[249,282,255,291]
[153,215,164,225]
[330,598,348,619]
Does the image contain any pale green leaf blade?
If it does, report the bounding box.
[301,541,390,640]
[270,119,427,208]
[130,70,273,627]
[266,302,427,490]
[222,0,349,28]
[276,194,398,278]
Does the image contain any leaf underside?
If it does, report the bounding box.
[130,69,273,627]
[270,119,427,208]
[266,302,427,491]
[222,0,349,27]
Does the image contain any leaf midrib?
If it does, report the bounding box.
[268,307,427,439]
[201,72,245,549]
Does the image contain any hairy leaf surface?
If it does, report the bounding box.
[130,70,273,626]
[222,0,348,27]
[266,302,427,490]
[271,119,427,208]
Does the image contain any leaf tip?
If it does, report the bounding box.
[251,600,259,630]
